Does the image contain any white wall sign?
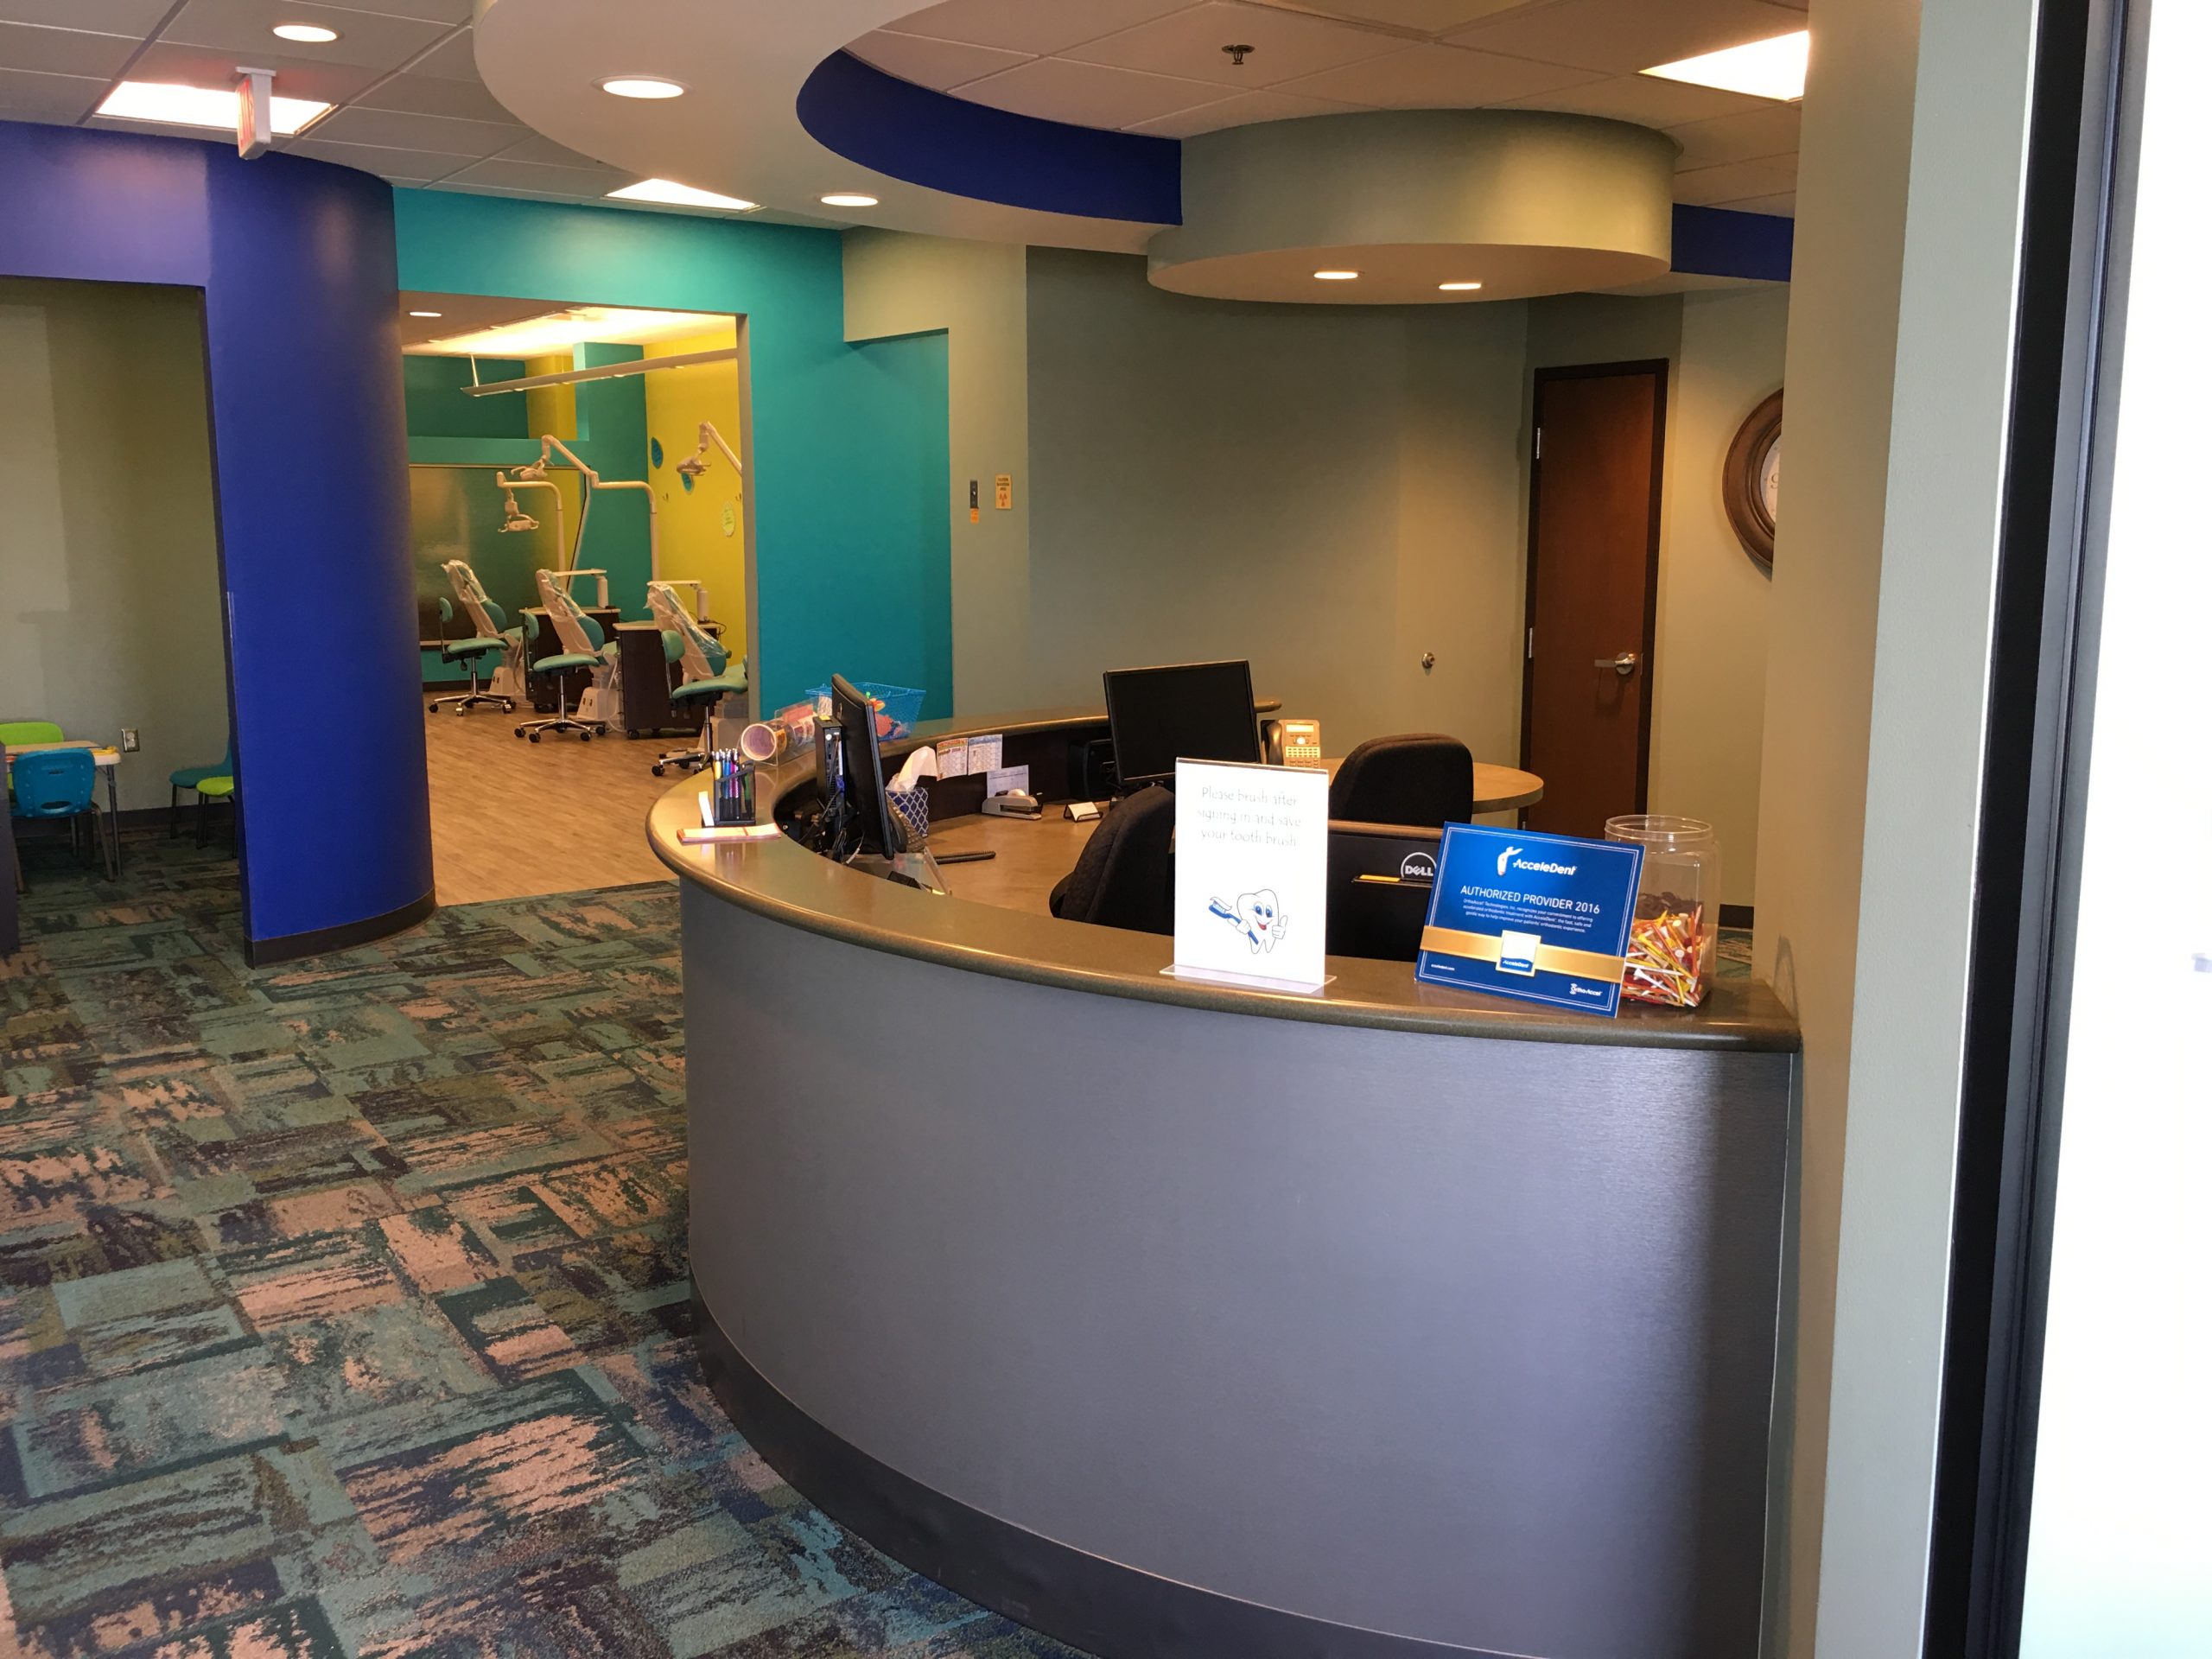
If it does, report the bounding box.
[1170,759,1330,993]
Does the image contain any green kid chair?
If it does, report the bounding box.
[170,739,234,837]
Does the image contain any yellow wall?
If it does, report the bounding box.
[641,323,744,645]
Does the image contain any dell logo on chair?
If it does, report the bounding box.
[1400,851,1437,883]
[1496,845,1523,876]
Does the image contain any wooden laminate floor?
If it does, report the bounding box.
[423,694,690,905]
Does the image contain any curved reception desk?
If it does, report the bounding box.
[652,710,1800,1659]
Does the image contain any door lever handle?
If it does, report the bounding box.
[1594,652,1640,676]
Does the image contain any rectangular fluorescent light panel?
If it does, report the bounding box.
[415,305,733,359]
[1641,30,1808,101]
[608,179,760,212]
[99,79,330,135]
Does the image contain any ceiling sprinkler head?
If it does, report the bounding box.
[1223,42,1254,67]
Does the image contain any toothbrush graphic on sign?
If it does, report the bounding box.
[1209,893,1285,954]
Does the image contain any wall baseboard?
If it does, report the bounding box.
[692,1292,1520,1659]
[245,890,435,967]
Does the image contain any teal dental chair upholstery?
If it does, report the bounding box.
[431,595,516,716]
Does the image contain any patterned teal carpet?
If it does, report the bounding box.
[0,836,1083,1659]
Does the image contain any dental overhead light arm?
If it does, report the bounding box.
[676,421,743,480]
[494,474,567,558]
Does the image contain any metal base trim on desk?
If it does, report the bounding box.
[692,1293,1529,1659]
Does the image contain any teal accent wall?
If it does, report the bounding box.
[571,341,649,616]
[403,355,526,439]
[392,191,955,719]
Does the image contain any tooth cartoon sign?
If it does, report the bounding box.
[1209,891,1285,953]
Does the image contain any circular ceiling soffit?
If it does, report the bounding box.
[1148,111,1679,305]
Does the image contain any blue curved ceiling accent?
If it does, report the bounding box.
[1673,203,1794,283]
[798,50,1180,226]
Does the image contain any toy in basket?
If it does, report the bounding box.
[807,683,925,742]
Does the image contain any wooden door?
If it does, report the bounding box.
[1521,363,1667,837]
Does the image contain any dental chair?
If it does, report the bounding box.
[517,569,619,743]
[438,560,525,713]
[645,581,748,777]
[429,598,515,717]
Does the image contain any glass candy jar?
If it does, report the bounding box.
[1603,816,1719,1008]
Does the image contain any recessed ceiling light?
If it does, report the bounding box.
[600,76,684,99]
[409,310,442,318]
[1439,281,1484,292]
[98,79,329,135]
[1313,270,1360,281]
[820,193,880,208]
[609,179,760,212]
[1641,30,1808,101]
[271,22,339,43]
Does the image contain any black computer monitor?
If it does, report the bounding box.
[829,673,906,860]
[1103,659,1260,791]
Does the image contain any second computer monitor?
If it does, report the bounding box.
[1103,659,1260,791]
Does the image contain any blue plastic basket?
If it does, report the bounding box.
[808,682,925,742]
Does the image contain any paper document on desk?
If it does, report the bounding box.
[967,734,1003,774]
[938,738,970,778]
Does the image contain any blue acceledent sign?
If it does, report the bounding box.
[1414,825,1645,1016]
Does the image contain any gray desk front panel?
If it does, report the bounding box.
[685,887,1791,1657]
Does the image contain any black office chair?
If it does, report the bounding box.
[1328,734,1475,828]
[1048,785,1176,935]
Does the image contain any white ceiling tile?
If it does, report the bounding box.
[1446,0,1804,78]
[353,70,512,123]
[1716,189,1795,216]
[957,56,1223,128]
[125,41,386,104]
[1500,70,1771,126]
[1280,41,1601,107]
[1065,2,1402,89]
[880,0,1194,57]
[848,30,1031,91]
[322,0,474,18]
[0,22,140,77]
[439,155,629,195]
[162,0,448,69]
[283,135,466,180]
[1665,102,1799,168]
[1277,0,1538,34]
[1125,85,1363,135]
[0,0,171,30]
[493,130,609,168]
[0,66,105,119]
[403,27,478,82]
[85,114,239,143]
[1672,153,1796,205]
[308,102,522,156]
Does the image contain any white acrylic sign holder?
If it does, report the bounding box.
[1167,758,1332,994]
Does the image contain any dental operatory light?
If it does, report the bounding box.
[99,79,329,135]
[499,489,539,534]
[600,76,685,99]
[608,179,759,212]
[1641,30,1808,100]
[271,23,340,43]
[677,421,743,481]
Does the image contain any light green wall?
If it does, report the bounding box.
[1655,289,1787,908]
[1751,0,1923,1651]
[0,279,228,813]
[1023,247,1531,763]
[843,230,1030,714]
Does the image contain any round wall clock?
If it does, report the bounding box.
[1724,390,1783,569]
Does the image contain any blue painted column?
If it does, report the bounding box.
[0,122,434,959]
